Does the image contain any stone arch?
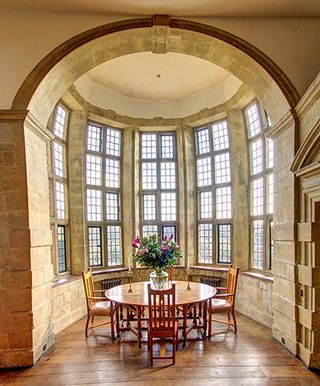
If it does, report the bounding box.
[12,16,299,126]
[2,15,303,368]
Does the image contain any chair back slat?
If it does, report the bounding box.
[81,270,95,310]
[226,266,239,305]
[148,283,176,330]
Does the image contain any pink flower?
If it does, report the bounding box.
[131,236,142,248]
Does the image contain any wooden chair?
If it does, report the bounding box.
[147,283,178,365]
[81,270,115,339]
[208,266,240,336]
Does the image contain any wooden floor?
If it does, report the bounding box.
[1,313,320,385]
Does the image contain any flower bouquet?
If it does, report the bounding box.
[132,234,182,289]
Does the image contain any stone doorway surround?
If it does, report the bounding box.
[290,73,320,368]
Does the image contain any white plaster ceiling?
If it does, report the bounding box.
[0,0,319,17]
[86,53,233,100]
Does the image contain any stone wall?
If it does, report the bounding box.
[24,114,55,365]
[52,278,86,335]
[237,274,273,328]
[270,113,298,356]
[0,112,33,367]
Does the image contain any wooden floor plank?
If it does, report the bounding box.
[1,313,320,385]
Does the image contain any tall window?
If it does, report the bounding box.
[245,101,273,270]
[140,132,178,240]
[86,123,122,267]
[51,103,69,273]
[195,119,232,265]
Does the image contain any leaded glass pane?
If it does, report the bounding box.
[55,182,65,219]
[142,225,158,237]
[197,157,212,187]
[161,134,174,159]
[160,162,176,189]
[86,154,102,186]
[107,226,122,266]
[143,194,156,221]
[161,192,176,221]
[199,191,212,219]
[105,128,121,157]
[246,103,261,138]
[105,158,120,188]
[196,128,210,155]
[162,226,176,241]
[214,152,231,184]
[216,186,232,219]
[252,178,264,216]
[87,124,101,152]
[252,220,264,269]
[267,138,274,169]
[212,120,229,151]
[141,162,157,190]
[57,225,67,273]
[245,101,273,271]
[140,132,177,244]
[88,226,102,267]
[217,224,231,264]
[106,192,119,221]
[250,138,263,175]
[87,189,102,221]
[198,223,213,264]
[267,174,274,214]
[141,133,157,159]
[53,141,64,177]
[86,123,122,268]
[53,105,67,139]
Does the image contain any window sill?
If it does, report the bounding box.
[190,265,229,273]
[52,275,80,288]
[92,267,130,275]
[242,271,273,283]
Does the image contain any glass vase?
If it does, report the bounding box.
[149,268,169,290]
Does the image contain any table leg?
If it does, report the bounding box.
[115,304,120,338]
[183,304,187,346]
[203,300,208,337]
[137,306,142,348]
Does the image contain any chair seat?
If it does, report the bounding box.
[210,298,232,312]
[208,266,239,336]
[149,321,178,337]
[90,300,112,316]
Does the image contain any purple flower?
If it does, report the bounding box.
[161,245,169,252]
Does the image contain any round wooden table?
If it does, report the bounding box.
[105,280,216,346]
